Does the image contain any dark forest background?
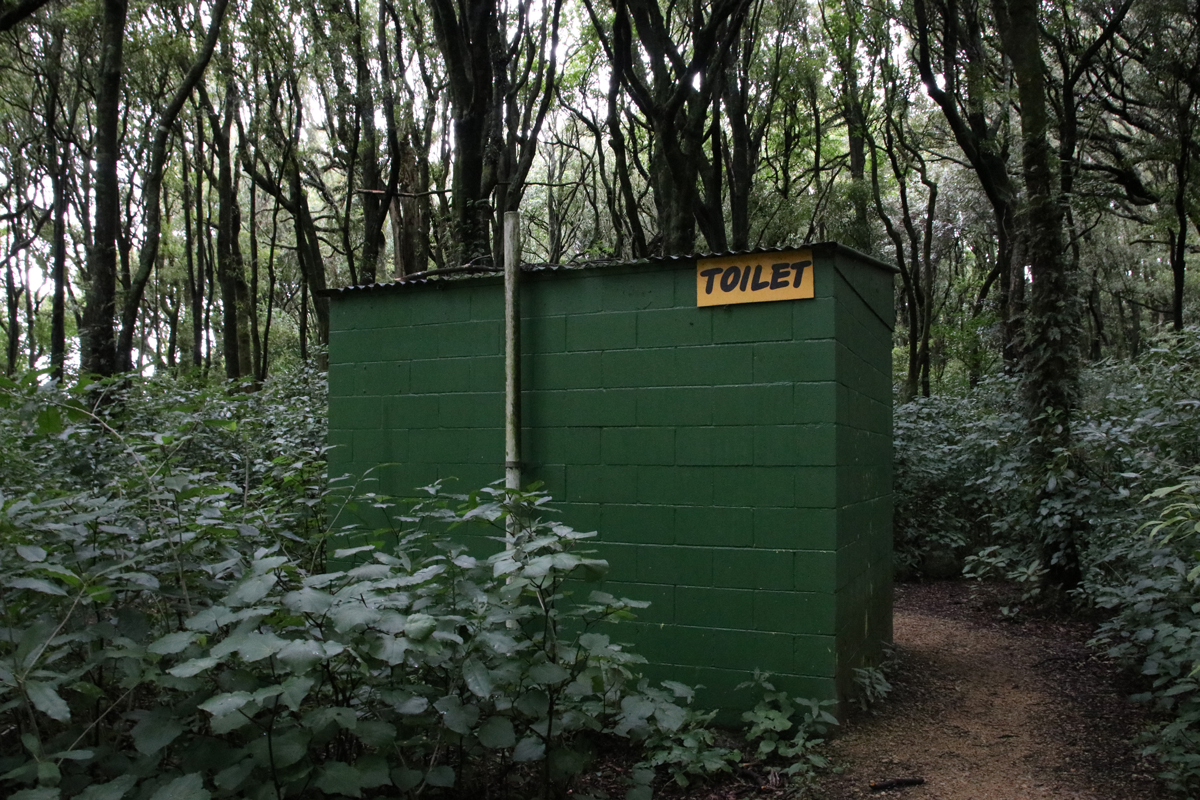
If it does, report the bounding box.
[1,1,1200,797]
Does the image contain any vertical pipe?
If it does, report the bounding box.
[504,211,522,504]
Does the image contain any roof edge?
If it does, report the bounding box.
[319,241,897,297]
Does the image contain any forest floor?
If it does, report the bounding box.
[811,581,1169,800]
[632,580,1173,800]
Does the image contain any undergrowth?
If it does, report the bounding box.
[0,369,835,800]
[895,328,1200,793]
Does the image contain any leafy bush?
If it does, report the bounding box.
[1091,477,1200,793]
[892,375,1025,575]
[895,328,1200,792]
[736,672,837,783]
[0,370,827,800]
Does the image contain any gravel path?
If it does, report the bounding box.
[814,582,1168,800]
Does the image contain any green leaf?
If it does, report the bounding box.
[148,632,196,655]
[391,768,422,790]
[529,662,570,685]
[661,680,694,700]
[168,657,221,678]
[424,766,456,787]
[277,640,343,674]
[477,716,516,749]
[238,631,289,662]
[16,619,55,670]
[37,564,81,586]
[131,709,185,755]
[369,635,409,665]
[357,755,390,788]
[330,603,381,632]
[578,633,611,654]
[391,694,429,715]
[283,588,334,615]
[226,574,276,607]
[522,554,557,578]
[314,761,361,798]
[434,695,479,734]
[210,710,255,734]
[404,613,436,642]
[11,788,60,800]
[184,605,262,632]
[515,689,550,717]
[8,577,67,596]
[333,545,375,559]
[354,719,396,748]
[199,691,253,716]
[654,702,686,731]
[25,680,70,722]
[36,406,63,435]
[252,685,285,705]
[75,774,138,800]
[46,749,93,761]
[246,726,309,768]
[211,629,288,662]
[148,773,209,800]
[279,675,315,711]
[214,760,256,792]
[463,658,493,698]
[480,631,519,655]
[16,545,46,562]
[513,736,546,762]
[573,558,609,581]
[38,760,60,785]
[303,706,357,733]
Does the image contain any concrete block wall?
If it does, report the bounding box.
[327,244,894,714]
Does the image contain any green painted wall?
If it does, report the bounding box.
[327,244,894,714]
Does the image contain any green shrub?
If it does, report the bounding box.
[736,672,837,783]
[892,375,1025,575]
[1091,477,1200,793]
[895,328,1200,792]
[0,370,789,800]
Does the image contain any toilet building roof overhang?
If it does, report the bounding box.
[319,242,897,298]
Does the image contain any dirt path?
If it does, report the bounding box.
[815,583,1168,800]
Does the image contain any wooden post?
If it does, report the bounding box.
[504,211,522,509]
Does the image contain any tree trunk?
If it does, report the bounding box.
[1170,93,1192,331]
[248,180,262,380]
[184,123,205,369]
[4,256,20,377]
[427,0,498,263]
[81,0,127,378]
[994,0,1081,592]
[45,25,67,382]
[211,83,244,379]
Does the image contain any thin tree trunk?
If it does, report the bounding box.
[81,0,128,377]
[248,178,262,381]
[46,24,67,382]
[184,123,205,369]
[4,254,20,377]
[260,195,280,382]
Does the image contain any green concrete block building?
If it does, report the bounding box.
[326,243,895,713]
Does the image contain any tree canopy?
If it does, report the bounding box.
[0,0,1193,384]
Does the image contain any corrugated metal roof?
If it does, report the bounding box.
[319,242,896,297]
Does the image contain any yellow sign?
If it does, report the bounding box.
[696,250,814,307]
